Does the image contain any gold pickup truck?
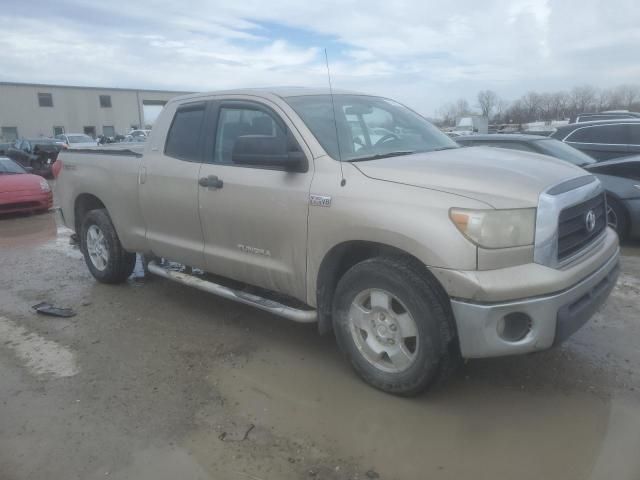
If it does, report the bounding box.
[56,87,620,395]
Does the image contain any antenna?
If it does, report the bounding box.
[324,48,346,187]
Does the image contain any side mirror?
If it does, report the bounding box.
[232,135,304,171]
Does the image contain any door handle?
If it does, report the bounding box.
[199,175,223,189]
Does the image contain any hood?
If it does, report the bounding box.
[353,146,588,208]
[0,173,44,193]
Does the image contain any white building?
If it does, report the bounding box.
[0,82,191,141]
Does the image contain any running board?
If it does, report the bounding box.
[146,261,317,323]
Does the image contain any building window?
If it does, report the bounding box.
[103,126,115,138]
[53,126,65,136]
[38,92,53,107]
[1,126,19,141]
[84,126,96,138]
[99,95,112,108]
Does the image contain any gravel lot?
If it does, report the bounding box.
[1,210,639,480]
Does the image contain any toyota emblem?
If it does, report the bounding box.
[585,209,596,232]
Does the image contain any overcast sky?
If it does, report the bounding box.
[1,0,639,115]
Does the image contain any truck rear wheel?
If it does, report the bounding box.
[80,209,136,284]
[332,257,458,396]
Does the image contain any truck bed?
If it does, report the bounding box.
[56,147,149,253]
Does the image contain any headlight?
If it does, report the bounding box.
[39,179,51,192]
[449,208,536,249]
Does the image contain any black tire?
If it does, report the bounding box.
[332,256,459,396]
[607,196,629,240]
[80,209,136,284]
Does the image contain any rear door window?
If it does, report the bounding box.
[567,124,630,144]
[164,103,206,162]
[629,124,640,145]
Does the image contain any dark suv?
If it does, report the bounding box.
[571,111,640,123]
[551,119,640,161]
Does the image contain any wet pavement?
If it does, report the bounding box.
[1,211,639,480]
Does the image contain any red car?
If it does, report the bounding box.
[0,157,53,215]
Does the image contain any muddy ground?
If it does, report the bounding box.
[1,210,639,480]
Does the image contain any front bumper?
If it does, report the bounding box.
[0,191,52,214]
[450,249,620,358]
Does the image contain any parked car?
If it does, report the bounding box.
[55,87,619,395]
[571,111,640,123]
[0,157,52,215]
[455,134,640,240]
[124,129,151,142]
[55,133,98,149]
[445,131,464,138]
[585,156,640,240]
[0,142,12,155]
[550,119,640,161]
[6,138,61,177]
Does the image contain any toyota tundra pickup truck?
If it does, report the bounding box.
[55,87,620,395]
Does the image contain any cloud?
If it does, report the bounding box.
[0,0,638,114]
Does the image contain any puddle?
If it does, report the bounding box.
[203,330,627,480]
[0,211,57,248]
[87,447,210,480]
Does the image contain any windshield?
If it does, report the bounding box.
[285,94,458,161]
[535,139,596,166]
[68,135,94,143]
[0,157,26,174]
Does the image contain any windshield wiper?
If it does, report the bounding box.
[348,151,415,162]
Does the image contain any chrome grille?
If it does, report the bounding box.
[557,193,606,261]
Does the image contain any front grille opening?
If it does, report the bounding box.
[557,193,606,261]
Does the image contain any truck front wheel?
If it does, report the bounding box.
[332,257,458,396]
[80,209,136,284]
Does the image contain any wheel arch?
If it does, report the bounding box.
[74,193,107,233]
[605,191,630,237]
[315,240,454,336]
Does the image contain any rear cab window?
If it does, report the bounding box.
[164,103,206,162]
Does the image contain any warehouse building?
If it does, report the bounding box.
[0,82,191,141]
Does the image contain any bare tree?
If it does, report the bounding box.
[435,102,458,127]
[521,91,542,120]
[476,90,499,118]
[550,91,570,119]
[615,84,640,110]
[570,85,597,114]
[494,99,510,123]
[505,99,527,124]
[539,93,556,121]
[455,98,472,118]
[596,88,612,112]
[435,83,639,125]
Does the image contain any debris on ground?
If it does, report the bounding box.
[31,302,76,318]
